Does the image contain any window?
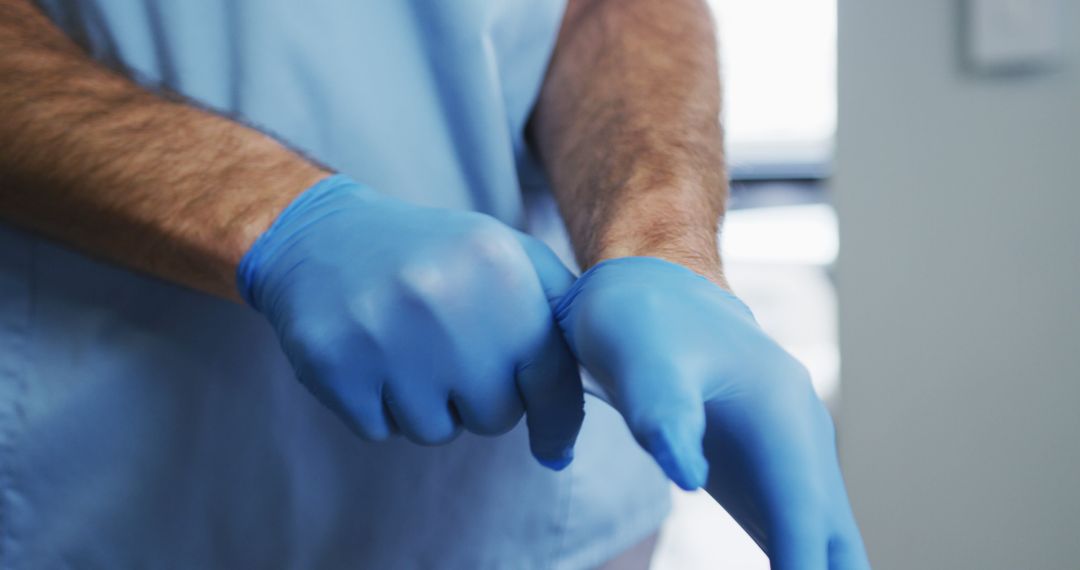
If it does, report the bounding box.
[713,0,837,179]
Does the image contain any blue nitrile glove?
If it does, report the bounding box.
[543,256,870,569]
[237,174,584,469]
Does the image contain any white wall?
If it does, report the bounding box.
[834,2,1080,569]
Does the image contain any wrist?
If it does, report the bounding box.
[593,234,727,290]
[142,152,329,304]
[235,172,360,308]
[584,172,728,288]
[226,139,331,267]
[598,252,728,290]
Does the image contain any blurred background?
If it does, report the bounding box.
[652,0,1080,568]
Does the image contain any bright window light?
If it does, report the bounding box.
[708,0,838,177]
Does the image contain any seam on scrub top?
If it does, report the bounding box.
[0,235,35,569]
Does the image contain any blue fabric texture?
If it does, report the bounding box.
[0,1,670,568]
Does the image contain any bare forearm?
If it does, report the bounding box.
[0,0,327,300]
[532,0,727,284]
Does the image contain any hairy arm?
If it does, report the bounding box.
[533,8,872,566]
[0,0,327,300]
[531,0,726,286]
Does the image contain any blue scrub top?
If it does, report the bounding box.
[0,1,670,568]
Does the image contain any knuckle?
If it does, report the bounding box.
[282,319,344,380]
[462,216,510,247]
[395,217,539,309]
[282,315,381,385]
[454,376,525,436]
[395,259,451,300]
[462,222,528,274]
[757,351,813,390]
[469,413,522,437]
[471,403,524,436]
[753,357,823,415]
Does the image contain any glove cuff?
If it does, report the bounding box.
[236,173,364,309]
[554,256,756,321]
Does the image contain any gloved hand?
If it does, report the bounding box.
[237,174,584,469]
[544,256,870,569]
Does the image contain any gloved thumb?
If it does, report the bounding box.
[512,231,585,470]
[512,230,576,303]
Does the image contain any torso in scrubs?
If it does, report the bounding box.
[0,1,670,568]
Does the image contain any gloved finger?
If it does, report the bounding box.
[511,231,577,303]
[619,366,709,490]
[450,381,525,437]
[295,358,397,442]
[382,397,402,434]
[828,529,872,570]
[768,519,828,570]
[764,464,831,568]
[382,385,461,446]
[763,464,832,568]
[515,327,585,470]
[715,385,837,569]
[829,455,872,565]
[701,402,768,547]
[508,230,585,469]
[328,381,397,442]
